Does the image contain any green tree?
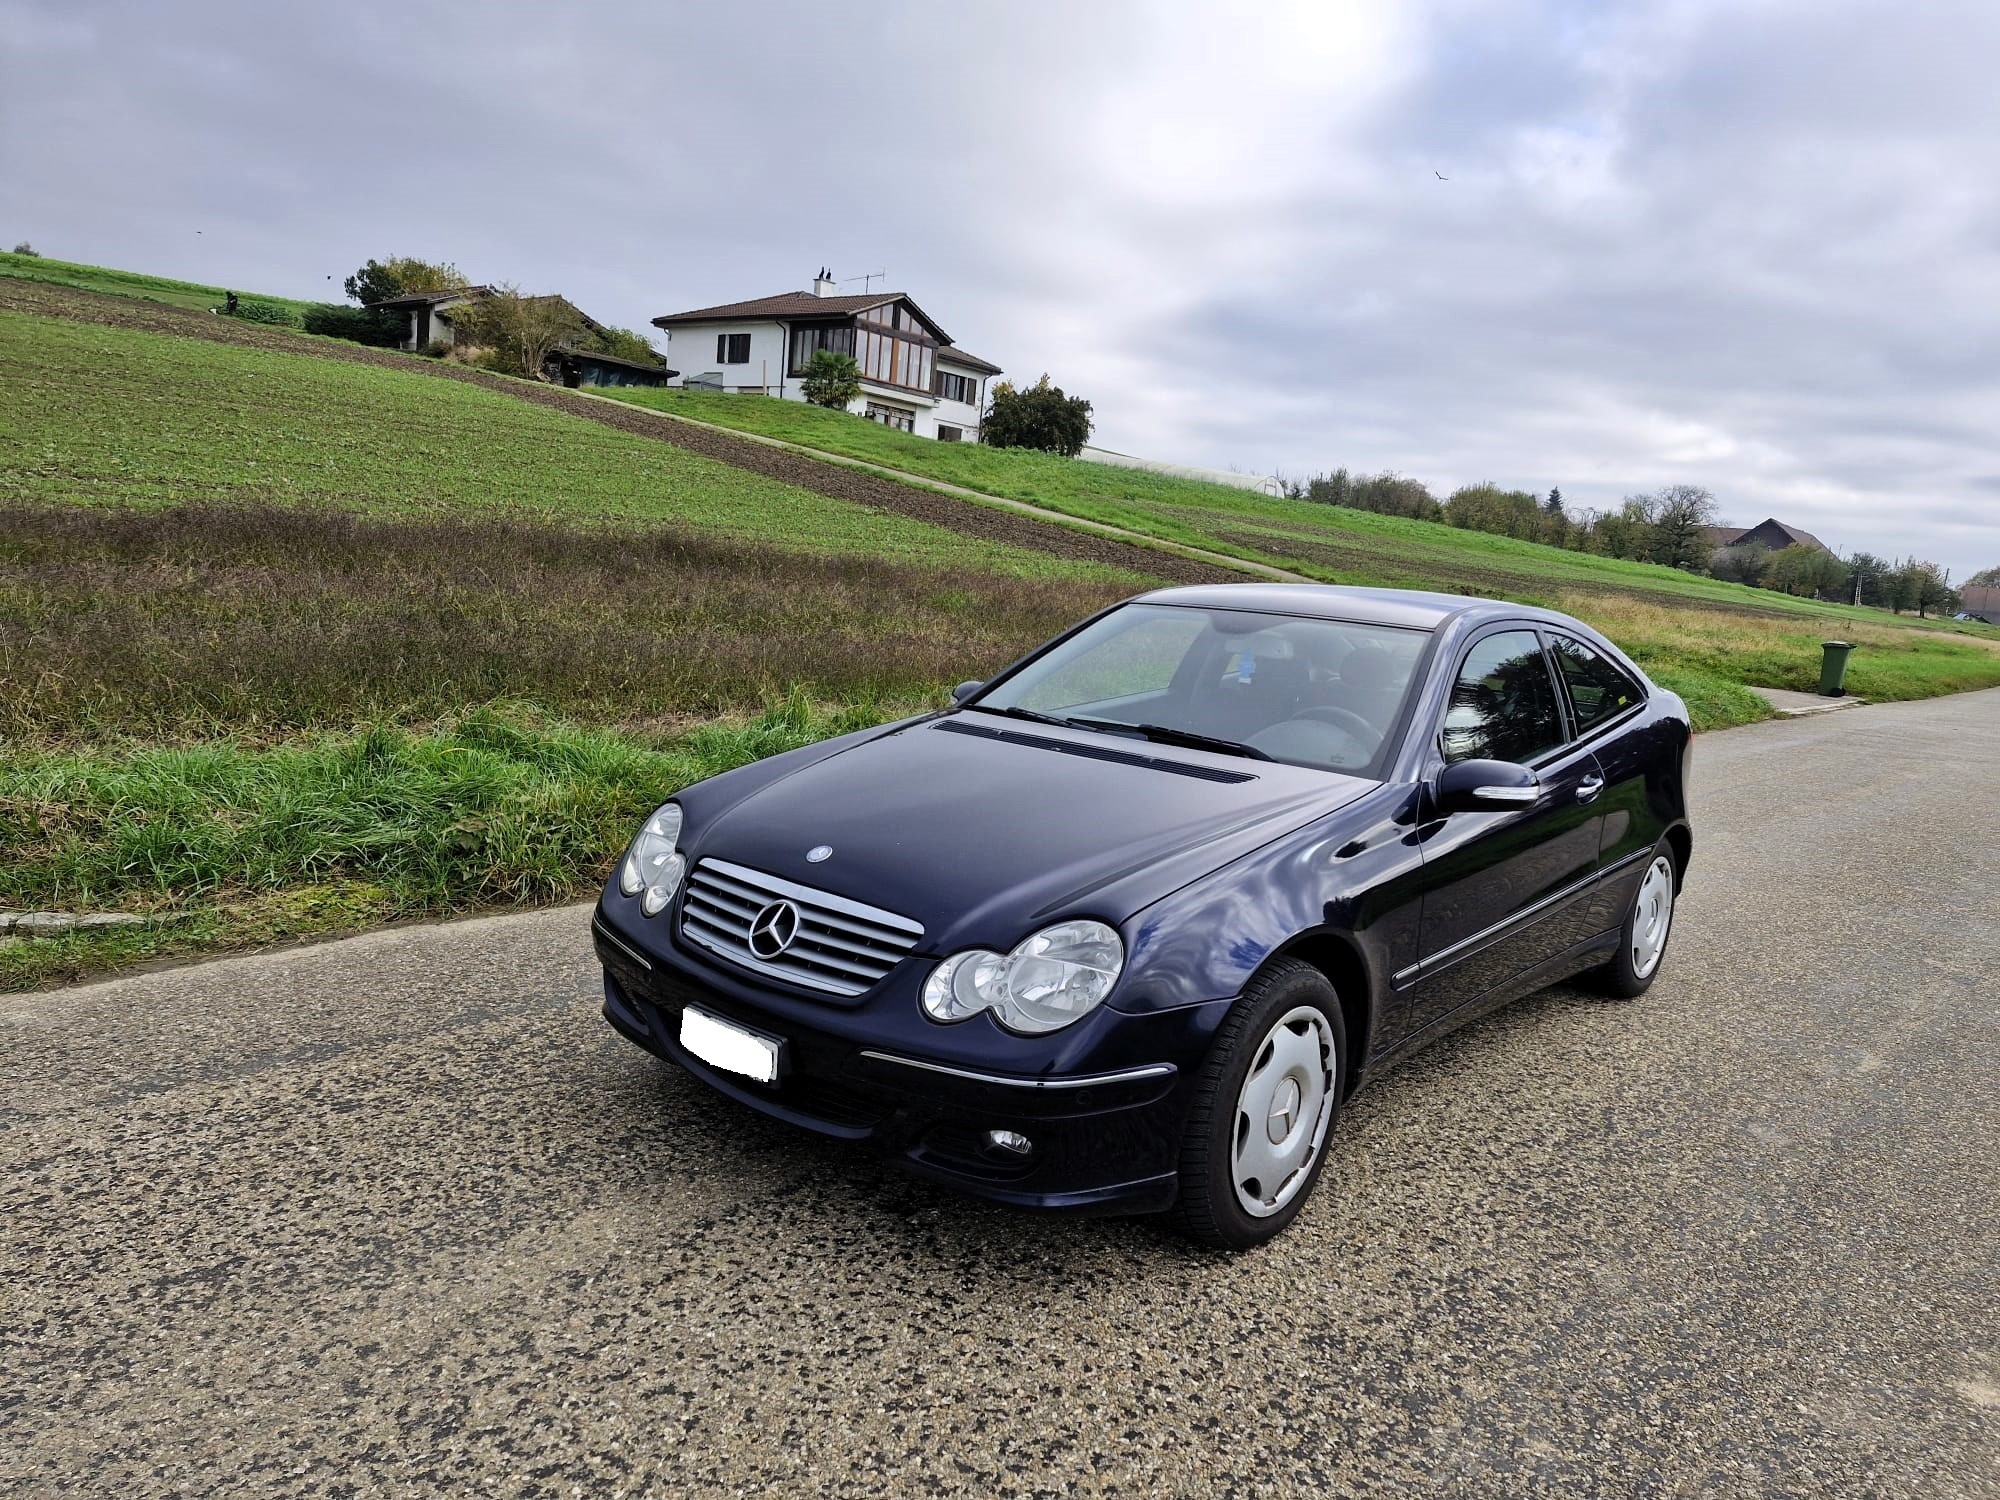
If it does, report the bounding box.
[10,242,38,256]
[1709,543,1770,585]
[1543,486,1564,514]
[1761,543,1846,598]
[1349,472,1441,521]
[1843,551,1891,607]
[982,375,1093,457]
[448,286,588,379]
[800,349,862,408]
[1444,484,1544,539]
[342,256,467,307]
[591,325,663,366]
[1965,564,2000,588]
[1906,560,1955,618]
[1587,498,1657,561]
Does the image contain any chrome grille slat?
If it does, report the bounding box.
[699,866,919,944]
[680,858,924,996]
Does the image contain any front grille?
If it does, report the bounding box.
[680,858,924,997]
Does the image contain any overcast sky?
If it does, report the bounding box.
[5,0,1996,571]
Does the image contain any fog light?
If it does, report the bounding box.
[984,1129,1033,1157]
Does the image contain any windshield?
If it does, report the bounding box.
[969,603,1430,776]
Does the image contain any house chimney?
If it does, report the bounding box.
[812,266,838,298]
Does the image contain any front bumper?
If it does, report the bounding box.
[593,906,1230,1213]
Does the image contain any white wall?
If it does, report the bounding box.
[661,320,790,394]
[932,360,988,441]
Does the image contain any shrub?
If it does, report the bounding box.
[800,349,861,408]
[11,242,39,256]
[982,375,1093,457]
[222,298,301,327]
[301,302,403,346]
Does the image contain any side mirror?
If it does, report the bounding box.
[950,680,983,705]
[1435,758,1540,814]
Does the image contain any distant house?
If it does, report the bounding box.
[367,286,672,388]
[369,285,494,352]
[1956,584,2000,624]
[650,269,1002,441]
[1702,518,1831,554]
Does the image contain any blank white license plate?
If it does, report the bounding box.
[680,1006,781,1084]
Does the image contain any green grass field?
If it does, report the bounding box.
[0,308,1117,581]
[0,248,317,320]
[599,387,2000,715]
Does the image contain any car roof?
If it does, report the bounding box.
[1133,583,1576,633]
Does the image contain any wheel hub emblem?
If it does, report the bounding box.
[747,899,801,959]
[1267,1077,1302,1142]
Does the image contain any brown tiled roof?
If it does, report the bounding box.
[555,344,670,374]
[368,285,490,308]
[1702,526,1747,549]
[936,347,1002,375]
[652,288,999,369]
[652,291,901,325]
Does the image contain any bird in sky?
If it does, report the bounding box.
[1434,170,1449,181]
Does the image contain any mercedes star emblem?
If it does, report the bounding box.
[747,899,802,959]
[806,844,833,863]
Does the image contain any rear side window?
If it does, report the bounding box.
[1549,634,1644,732]
[1440,630,1565,765]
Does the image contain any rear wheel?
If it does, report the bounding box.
[1587,846,1678,998]
[1173,958,1345,1250]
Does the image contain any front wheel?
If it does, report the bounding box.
[1173,958,1345,1250]
[1587,847,1679,999]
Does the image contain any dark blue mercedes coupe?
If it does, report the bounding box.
[593,585,1693,1247]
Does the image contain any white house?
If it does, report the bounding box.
[650,270,1002,441]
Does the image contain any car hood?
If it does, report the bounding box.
[691,713,1373,950]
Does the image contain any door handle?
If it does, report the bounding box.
[1576,775,1605,804]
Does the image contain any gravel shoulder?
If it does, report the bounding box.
[6,689,1997,1497]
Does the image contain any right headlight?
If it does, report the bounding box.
[619,803,685,917]
[921,919,1124,1034]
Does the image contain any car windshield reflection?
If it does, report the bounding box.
[968,604,1430,776]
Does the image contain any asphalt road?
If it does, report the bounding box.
[7,690,1998,1499]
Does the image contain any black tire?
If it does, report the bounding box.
[1172,957,1346,1251]
[1585,843,1680,999]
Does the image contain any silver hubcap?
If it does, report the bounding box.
[1232,1005,1336,1218]
[1631,855,1675,979]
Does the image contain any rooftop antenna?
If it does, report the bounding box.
[840,270,886,294]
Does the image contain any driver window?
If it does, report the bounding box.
[1440,631,1565,765]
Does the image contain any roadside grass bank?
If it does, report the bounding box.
[0,698,899,991]
[0,248,316,320]
[0,502,1134,744]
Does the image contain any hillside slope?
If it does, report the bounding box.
[597,390,2000,715]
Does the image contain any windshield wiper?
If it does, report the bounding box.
[1061,716,1274,762]
[969,703,1072,728]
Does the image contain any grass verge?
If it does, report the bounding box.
[0,697,897,991]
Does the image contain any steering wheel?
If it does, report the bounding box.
[1291,705,1383,751]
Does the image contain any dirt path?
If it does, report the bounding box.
[1,278,1246,587]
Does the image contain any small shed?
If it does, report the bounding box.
[544,346,677,389]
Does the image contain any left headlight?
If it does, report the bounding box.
[619,803,686,917]
[921,919,1124,1034]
